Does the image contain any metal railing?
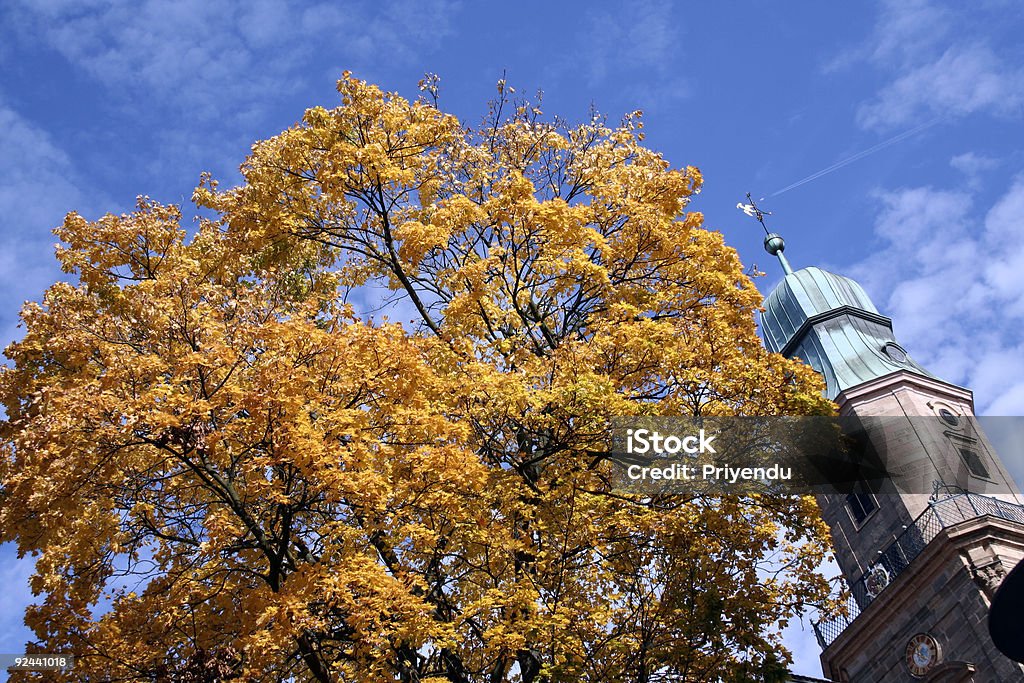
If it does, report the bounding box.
[813,492,1024,648]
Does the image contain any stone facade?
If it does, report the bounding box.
[818,372,1024,593]
[815,372,1024,681]
[820,514,1024,681]
[760,256,1024,681]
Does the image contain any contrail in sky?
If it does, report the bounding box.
[768,116,946,198]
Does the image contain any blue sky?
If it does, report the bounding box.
[1,0,1023,677]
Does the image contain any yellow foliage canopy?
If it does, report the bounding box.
[1,74,833,682]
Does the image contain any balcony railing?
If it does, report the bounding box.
[813,492,1024,648]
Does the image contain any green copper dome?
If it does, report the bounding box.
[761,266,932,400]
[762,267,878,350]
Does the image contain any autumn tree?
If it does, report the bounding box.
[0,74,833,682]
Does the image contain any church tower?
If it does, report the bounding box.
[758,231,1024,681]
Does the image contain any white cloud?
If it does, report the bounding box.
[0,104,98,348]
[567,0,690,106]
[858,45,1024,130]
[3,0,459,121]
[982,178,1024,315]
[868,0,950,67]
[835,0,1024,130]
[0,0,462,241]
[950,152,999,177]
[951,152,999,190]
[823,0,948,74]
[848,177,1024,415]
[987,383,1024,416]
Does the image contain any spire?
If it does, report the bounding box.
[737,193,793,275]
[743,194,938,398]
[763,232,794,275]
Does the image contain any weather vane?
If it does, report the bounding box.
[736,193,771,234]
[737,192,794,275]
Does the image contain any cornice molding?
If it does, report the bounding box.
[836,370,975,414]
[779,305,893,358]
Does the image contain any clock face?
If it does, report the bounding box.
[906,633,940,677]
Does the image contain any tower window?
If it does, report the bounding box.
[959,447,990,479]
[846,481,878,526]
[882,342,908,363]
[938,408,960,427]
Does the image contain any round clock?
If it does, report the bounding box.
[906,632,941,677]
